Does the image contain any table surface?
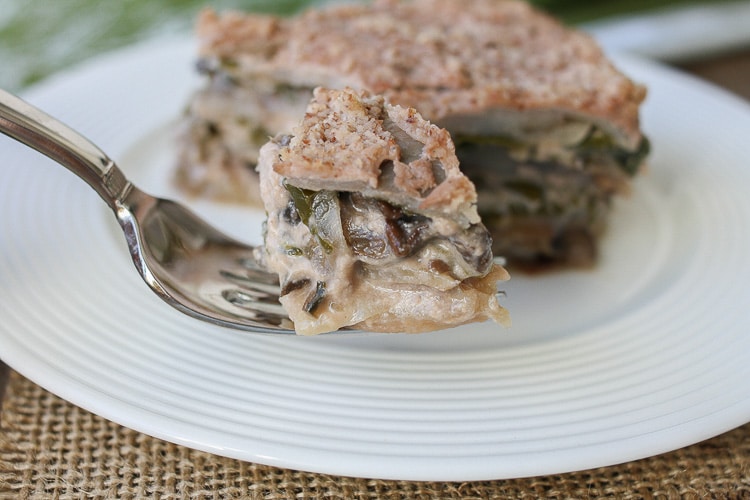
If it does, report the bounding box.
[1,2,750,496]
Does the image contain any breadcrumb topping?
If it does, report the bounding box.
[273,87,479,220]
[197,0,646,144]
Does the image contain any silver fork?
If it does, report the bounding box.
[0,89,294,334]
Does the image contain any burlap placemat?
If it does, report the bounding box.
[1,370,748,499]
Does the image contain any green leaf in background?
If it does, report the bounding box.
[532,0,727,23]
[0,0,316,91]
[0,0,732,92]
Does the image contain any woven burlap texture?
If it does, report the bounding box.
[1,370,749,499]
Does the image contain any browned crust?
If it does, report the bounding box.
[196,0,646,144]
[273,87,478,213]
[274,88,395,190]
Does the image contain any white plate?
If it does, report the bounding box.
[1,37,750,481]
[585,1,750,61]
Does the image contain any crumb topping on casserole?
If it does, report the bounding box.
[197,0,645,146]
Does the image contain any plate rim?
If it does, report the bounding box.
[1,37,750,481]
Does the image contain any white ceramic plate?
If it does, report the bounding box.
[1,37,750,481]
[585,0,750,61]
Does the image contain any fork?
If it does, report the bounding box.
[0,89,294,334]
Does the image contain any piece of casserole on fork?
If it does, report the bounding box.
[257,87,510,335]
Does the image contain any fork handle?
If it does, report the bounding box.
[0,88,130,210]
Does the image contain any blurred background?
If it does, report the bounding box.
[1,0,749,96]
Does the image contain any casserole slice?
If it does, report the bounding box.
[258,88,509,335]
[178,0,649,269]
